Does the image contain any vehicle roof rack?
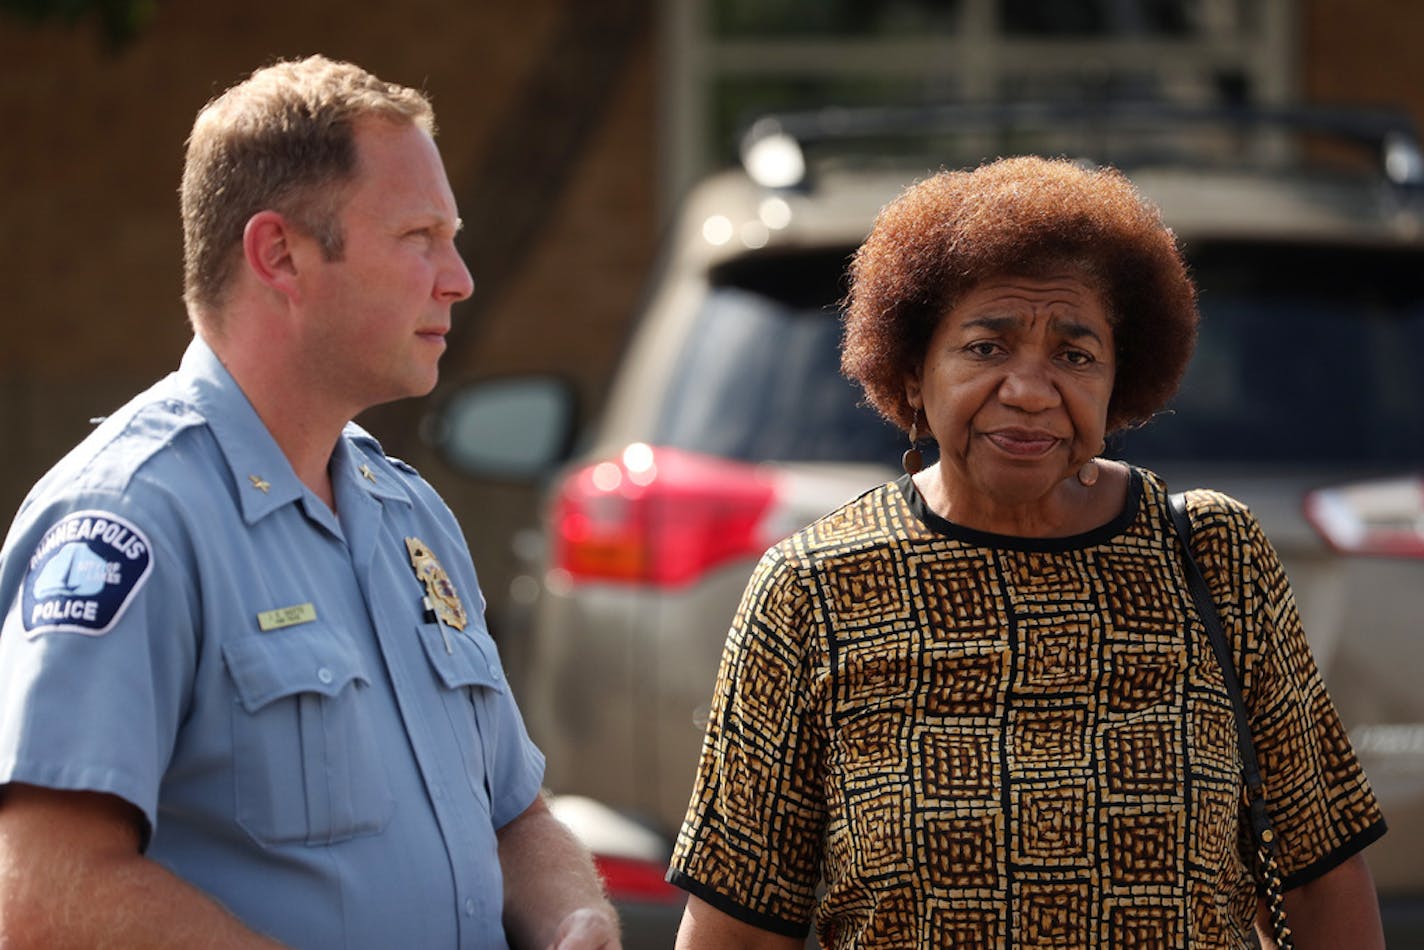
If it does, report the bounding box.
[739,100,1424,191]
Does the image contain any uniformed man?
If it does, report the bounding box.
[0,56,620,949]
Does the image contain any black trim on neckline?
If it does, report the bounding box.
[895,467,1143,552]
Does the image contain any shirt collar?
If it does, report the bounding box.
[176,338,414,524]
[332,426,414,508]
[176,338,303,524]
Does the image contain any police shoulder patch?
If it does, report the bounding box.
[21,510,154,637]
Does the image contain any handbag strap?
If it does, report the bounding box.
[1167,491,1294,949]
[1166,492,1263,795]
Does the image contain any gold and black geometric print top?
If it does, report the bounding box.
[669,468,1385,949]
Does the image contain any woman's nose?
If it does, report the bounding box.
[997,361,1061,412]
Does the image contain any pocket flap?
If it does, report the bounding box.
[224,628,370,713]
[415,621,507,693]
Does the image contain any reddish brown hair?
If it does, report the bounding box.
[841,155,1198,434]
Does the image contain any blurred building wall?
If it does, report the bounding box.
[0,1,660,621]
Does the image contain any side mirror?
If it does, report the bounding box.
[425,375,578,481]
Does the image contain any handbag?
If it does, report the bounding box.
[1168,492,1294,950]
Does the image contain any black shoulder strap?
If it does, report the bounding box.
[1168,490,1296,950]
[1166,493,1267,804]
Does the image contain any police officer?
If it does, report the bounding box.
[0,56,620,949]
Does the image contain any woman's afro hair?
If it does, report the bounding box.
[841,155,1199,434]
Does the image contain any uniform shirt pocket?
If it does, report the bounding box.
[414,620,507,808]
[223,628,395,846]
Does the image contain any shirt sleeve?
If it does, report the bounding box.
[414,482,545,830]
[667,545,827,938]
[0,488,197,842]
[1187,491,1386,889]
[479,631,547,830]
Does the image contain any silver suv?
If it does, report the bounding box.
[435,103,1424,944]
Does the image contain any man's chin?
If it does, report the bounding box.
[360,375,440,414]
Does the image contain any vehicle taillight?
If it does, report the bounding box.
[593,853,685,905]
[1303,475,1424,558]
[551,444,780,587]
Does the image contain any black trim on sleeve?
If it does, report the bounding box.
[1280,818,1387,892]
[665,868,811,939]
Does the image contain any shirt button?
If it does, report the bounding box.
[464,898,476,916]
[317,667,334,684]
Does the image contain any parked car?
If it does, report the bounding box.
[433,102,1424,945]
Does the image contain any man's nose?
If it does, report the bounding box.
[438,243,475,302]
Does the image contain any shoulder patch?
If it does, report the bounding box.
[21,510,154,637]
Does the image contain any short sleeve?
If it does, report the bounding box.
[479,640,547,829]
[401,474,545,830]
[668,546,828,937]
[0,489,198,841]
[1186,491,1386,888]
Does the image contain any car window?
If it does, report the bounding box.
[654,251,905,463]
[654,242,1424,468]
[1114,241,1424,464]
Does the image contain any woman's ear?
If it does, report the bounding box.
[903,371,924,412]
[241,210,301,301]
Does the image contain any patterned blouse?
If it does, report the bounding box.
[668,468,1385,948]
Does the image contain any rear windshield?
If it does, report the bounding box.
[1114,241,1424,464]
[654,242,1424,466]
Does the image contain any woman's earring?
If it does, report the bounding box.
[1077,441,1105,487]
[902,411,923,476]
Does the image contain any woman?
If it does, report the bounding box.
[666,156,1386,948]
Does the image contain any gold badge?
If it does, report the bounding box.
[405,537,467,631]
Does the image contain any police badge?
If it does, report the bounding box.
[404,537,468,632]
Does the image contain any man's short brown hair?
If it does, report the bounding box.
[180,55,435,322]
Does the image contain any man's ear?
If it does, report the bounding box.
[242,210,301,301]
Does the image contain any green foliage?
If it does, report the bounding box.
[0,0,160,47]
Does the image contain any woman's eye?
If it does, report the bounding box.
[1063,349,1095,366]
[966,341,999,357]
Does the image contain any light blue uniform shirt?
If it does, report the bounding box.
[0,339,545,948]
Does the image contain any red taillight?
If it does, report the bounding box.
[594,853,685,905]
[1304,475,1424,558]
[551,444,779,587]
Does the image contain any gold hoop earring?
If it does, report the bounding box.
[903,410,924,476]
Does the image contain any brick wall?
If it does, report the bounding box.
[0,1,660,621]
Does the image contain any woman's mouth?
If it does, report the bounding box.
[985,429,1061,457]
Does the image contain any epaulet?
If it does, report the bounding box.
[50,396,206,497]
